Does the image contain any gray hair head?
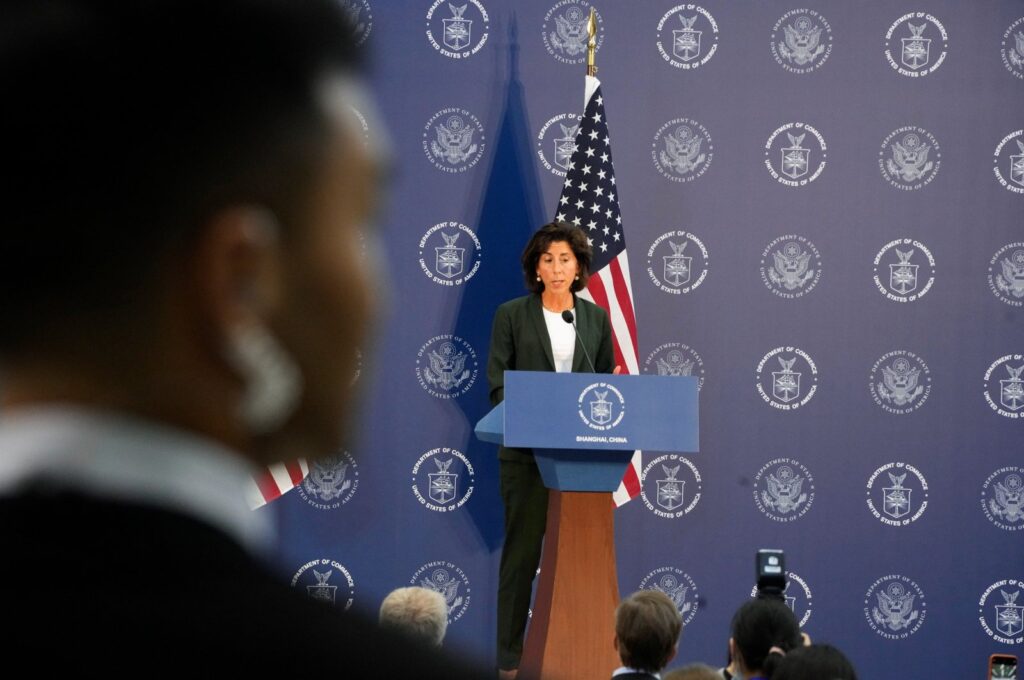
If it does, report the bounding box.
[379,587,449,647]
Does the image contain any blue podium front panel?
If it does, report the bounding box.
[503,371,698,453]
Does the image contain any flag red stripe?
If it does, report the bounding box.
[608,257,639,360]
[285,460,305,487]
[586,268,611,309]
[254,469,282,504]
[585,272,626,371]
[622,459,641,496]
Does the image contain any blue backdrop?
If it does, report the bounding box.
[265,2,1024,676]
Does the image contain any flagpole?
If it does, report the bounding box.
[587,8,597,77]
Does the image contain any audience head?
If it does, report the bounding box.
[770,644,857,680]
[614,590,683,673]
[663,663,722,680]
[379,587,449,648]
[729,598,802,678]
[0,0,382,463]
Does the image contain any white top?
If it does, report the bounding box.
[0,406,274,554]
[542,307,577,373]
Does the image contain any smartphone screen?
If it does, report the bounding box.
[755,549,786,599]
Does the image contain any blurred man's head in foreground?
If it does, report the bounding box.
[0,0,385,463]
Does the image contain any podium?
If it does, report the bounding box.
[476,371,698,680]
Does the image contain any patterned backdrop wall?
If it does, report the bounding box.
[263,1,1024,676]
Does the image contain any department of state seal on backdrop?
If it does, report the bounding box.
[418,221,482,286]
[984,354,1024,418]
[865,462,929,527]
[982,468,1024,531]
[642,342,705,391]
[640,454,702,519]
[411,447,475,513]
[764,123,826,187]
[770,9,832,74]
[872,238,935,303]
[879,127,941,191]
[864,575,926,639]
[756,346,818,411]
[638,567,699,624]
[753,458,815,522]
[422,108,486,173]
[542,1,603,65]
[646,230,709,295]
[979,580,1024,645]
[416,335,479,399]
[651,118,713,183]
[297,450,360,510]
[884,12,948,77]
[655,5,719,70]
[1001,17,1024,79]
[537,113,583,177]
[869,350,931,415]
[989,243,1024,306]
[425,0,489,59]
[749,571,814,626]
[994,130,1024,194]
[292,558,356,610]
[410,561,471,624]
[338,0,373,46]
[759,235,822,299]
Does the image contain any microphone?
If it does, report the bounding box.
[561,309,596,373]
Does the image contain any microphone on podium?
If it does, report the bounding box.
[561,309,596,373]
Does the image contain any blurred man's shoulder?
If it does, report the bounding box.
[0,490,488,677]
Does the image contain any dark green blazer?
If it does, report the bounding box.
[487,293,615,462]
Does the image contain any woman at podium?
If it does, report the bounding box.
[487,221,615,676]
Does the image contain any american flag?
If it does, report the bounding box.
[554,75,641,506]
[247,460,309,510]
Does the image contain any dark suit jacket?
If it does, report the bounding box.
[0,487,490,676]
[487,292,614,462]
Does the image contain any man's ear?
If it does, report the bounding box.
[191,206,283,343]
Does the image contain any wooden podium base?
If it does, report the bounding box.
[518,491,620,680]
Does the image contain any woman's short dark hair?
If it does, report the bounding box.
[730,598,802,678]
[520,221,592,294]
[771,644,857,680]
